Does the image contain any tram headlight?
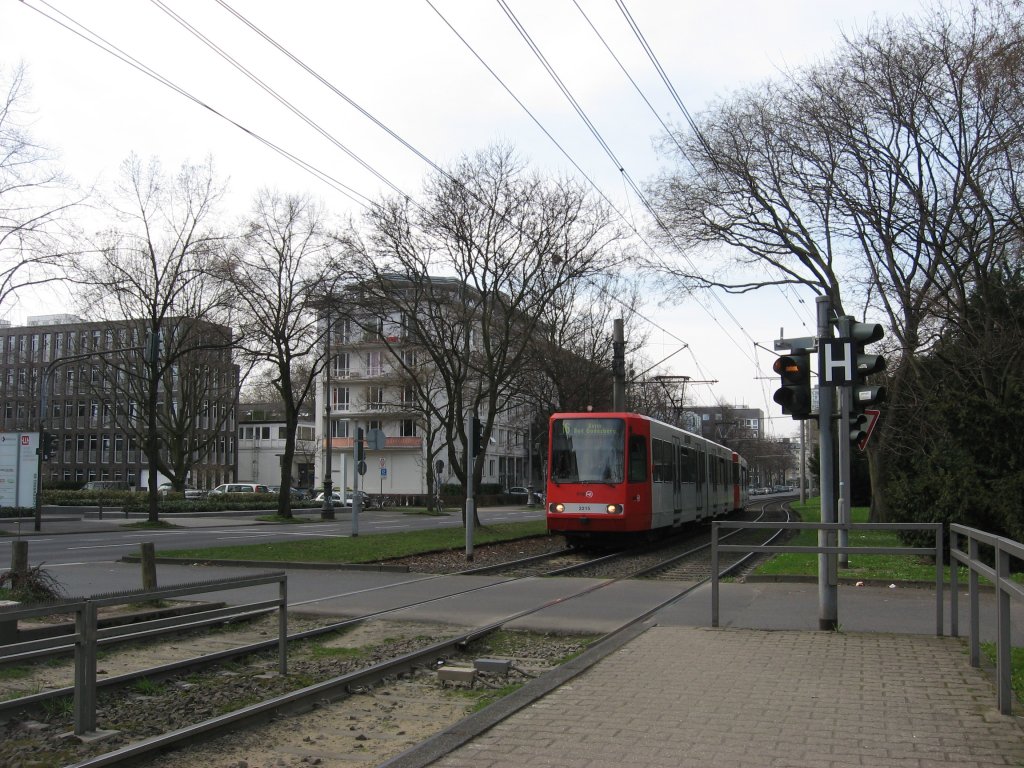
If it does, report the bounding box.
[551,503,565,513]
[607,504,623,514]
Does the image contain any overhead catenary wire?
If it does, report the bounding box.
[22,1,774,424]
[150,0,409,200]
[20,0,375,210]
[491,1,758,364]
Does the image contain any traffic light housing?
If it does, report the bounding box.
[773,350,813,420]
[849,413,869,445]
[355,427,365,461]
[850,322,886,412]
[471,416,484,457]
[143,329,164,364]
[41,432,57,461]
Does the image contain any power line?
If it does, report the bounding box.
[22,0,375,210]
[150,0,408,199]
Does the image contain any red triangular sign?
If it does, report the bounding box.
[857,408,880,451]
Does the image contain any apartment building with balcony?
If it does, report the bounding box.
[313,293,532,498]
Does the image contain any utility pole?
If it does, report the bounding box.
[321,313,334,520]
[612,319,625,411]
[816,296,838,631]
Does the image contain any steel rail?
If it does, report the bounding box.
[60,507,788,767]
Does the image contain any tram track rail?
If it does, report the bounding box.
[2,499,795,768]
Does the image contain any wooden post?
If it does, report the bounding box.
[11,541,28,587]
[140,542,157,592]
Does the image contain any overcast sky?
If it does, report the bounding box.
[0,0,929,437]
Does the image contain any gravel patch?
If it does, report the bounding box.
[0,538,594,768]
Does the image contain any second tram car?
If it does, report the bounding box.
[546,412,748,540]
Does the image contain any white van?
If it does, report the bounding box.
[209,483,272,495]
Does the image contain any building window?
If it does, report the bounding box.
[332,387,350,412]
[366,386,384,408]
[401,385,416,406]
[332,352,350,377]
[400,419,416,437]
[366,350,384,376]
[335,317,353,344]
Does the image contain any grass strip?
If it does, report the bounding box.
[755,497,951,583]
[159,520,549,563]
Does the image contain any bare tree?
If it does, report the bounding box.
[74,155,234,522]
[646,1,1024,518]
[0,62,80,314]
[341,145,628,525]
[216,190,338,517]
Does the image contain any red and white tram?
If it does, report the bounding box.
[546,412,748,540]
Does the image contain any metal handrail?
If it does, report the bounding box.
[710,521,944,635]
[0,572,287,735]
[949,524,1024,715]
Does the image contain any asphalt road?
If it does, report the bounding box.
[0,505,546,568]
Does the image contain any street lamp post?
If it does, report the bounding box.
[35,348,143,530]
[321,313,334,520]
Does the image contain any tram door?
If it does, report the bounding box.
[672,436,683,525]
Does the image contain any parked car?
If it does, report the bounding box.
[209,483,272,495]
[508,486,544,504]
[348,490,371,506]
[313,490,370,506]
[314,491,344,504]
[158,482,206,499]
[81,480,129,491]
[267,485,310,500]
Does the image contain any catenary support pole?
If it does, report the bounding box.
[465,411,475,562]
[612,318,625,411]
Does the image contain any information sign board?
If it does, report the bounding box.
[0,432,39,508]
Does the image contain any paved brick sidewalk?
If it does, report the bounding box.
[433,626,1024,768]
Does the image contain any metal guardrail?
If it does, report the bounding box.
[949,524,1024,715]
[0,572,287,735]
[710,521,944,633]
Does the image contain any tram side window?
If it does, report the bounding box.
[679,447,694,483]
[628,435,648,483]
[652,438,673,482]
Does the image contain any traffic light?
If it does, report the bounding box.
[849,413,869,445]
[41,432,57,461]
[143,329,164,364]
[850,322,886,412]
[355,427,365,461]
[471,416,484,457]
[773,350,813,419]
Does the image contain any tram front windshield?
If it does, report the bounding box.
[550,418,625,484]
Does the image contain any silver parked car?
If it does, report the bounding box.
[209,483,272,495]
